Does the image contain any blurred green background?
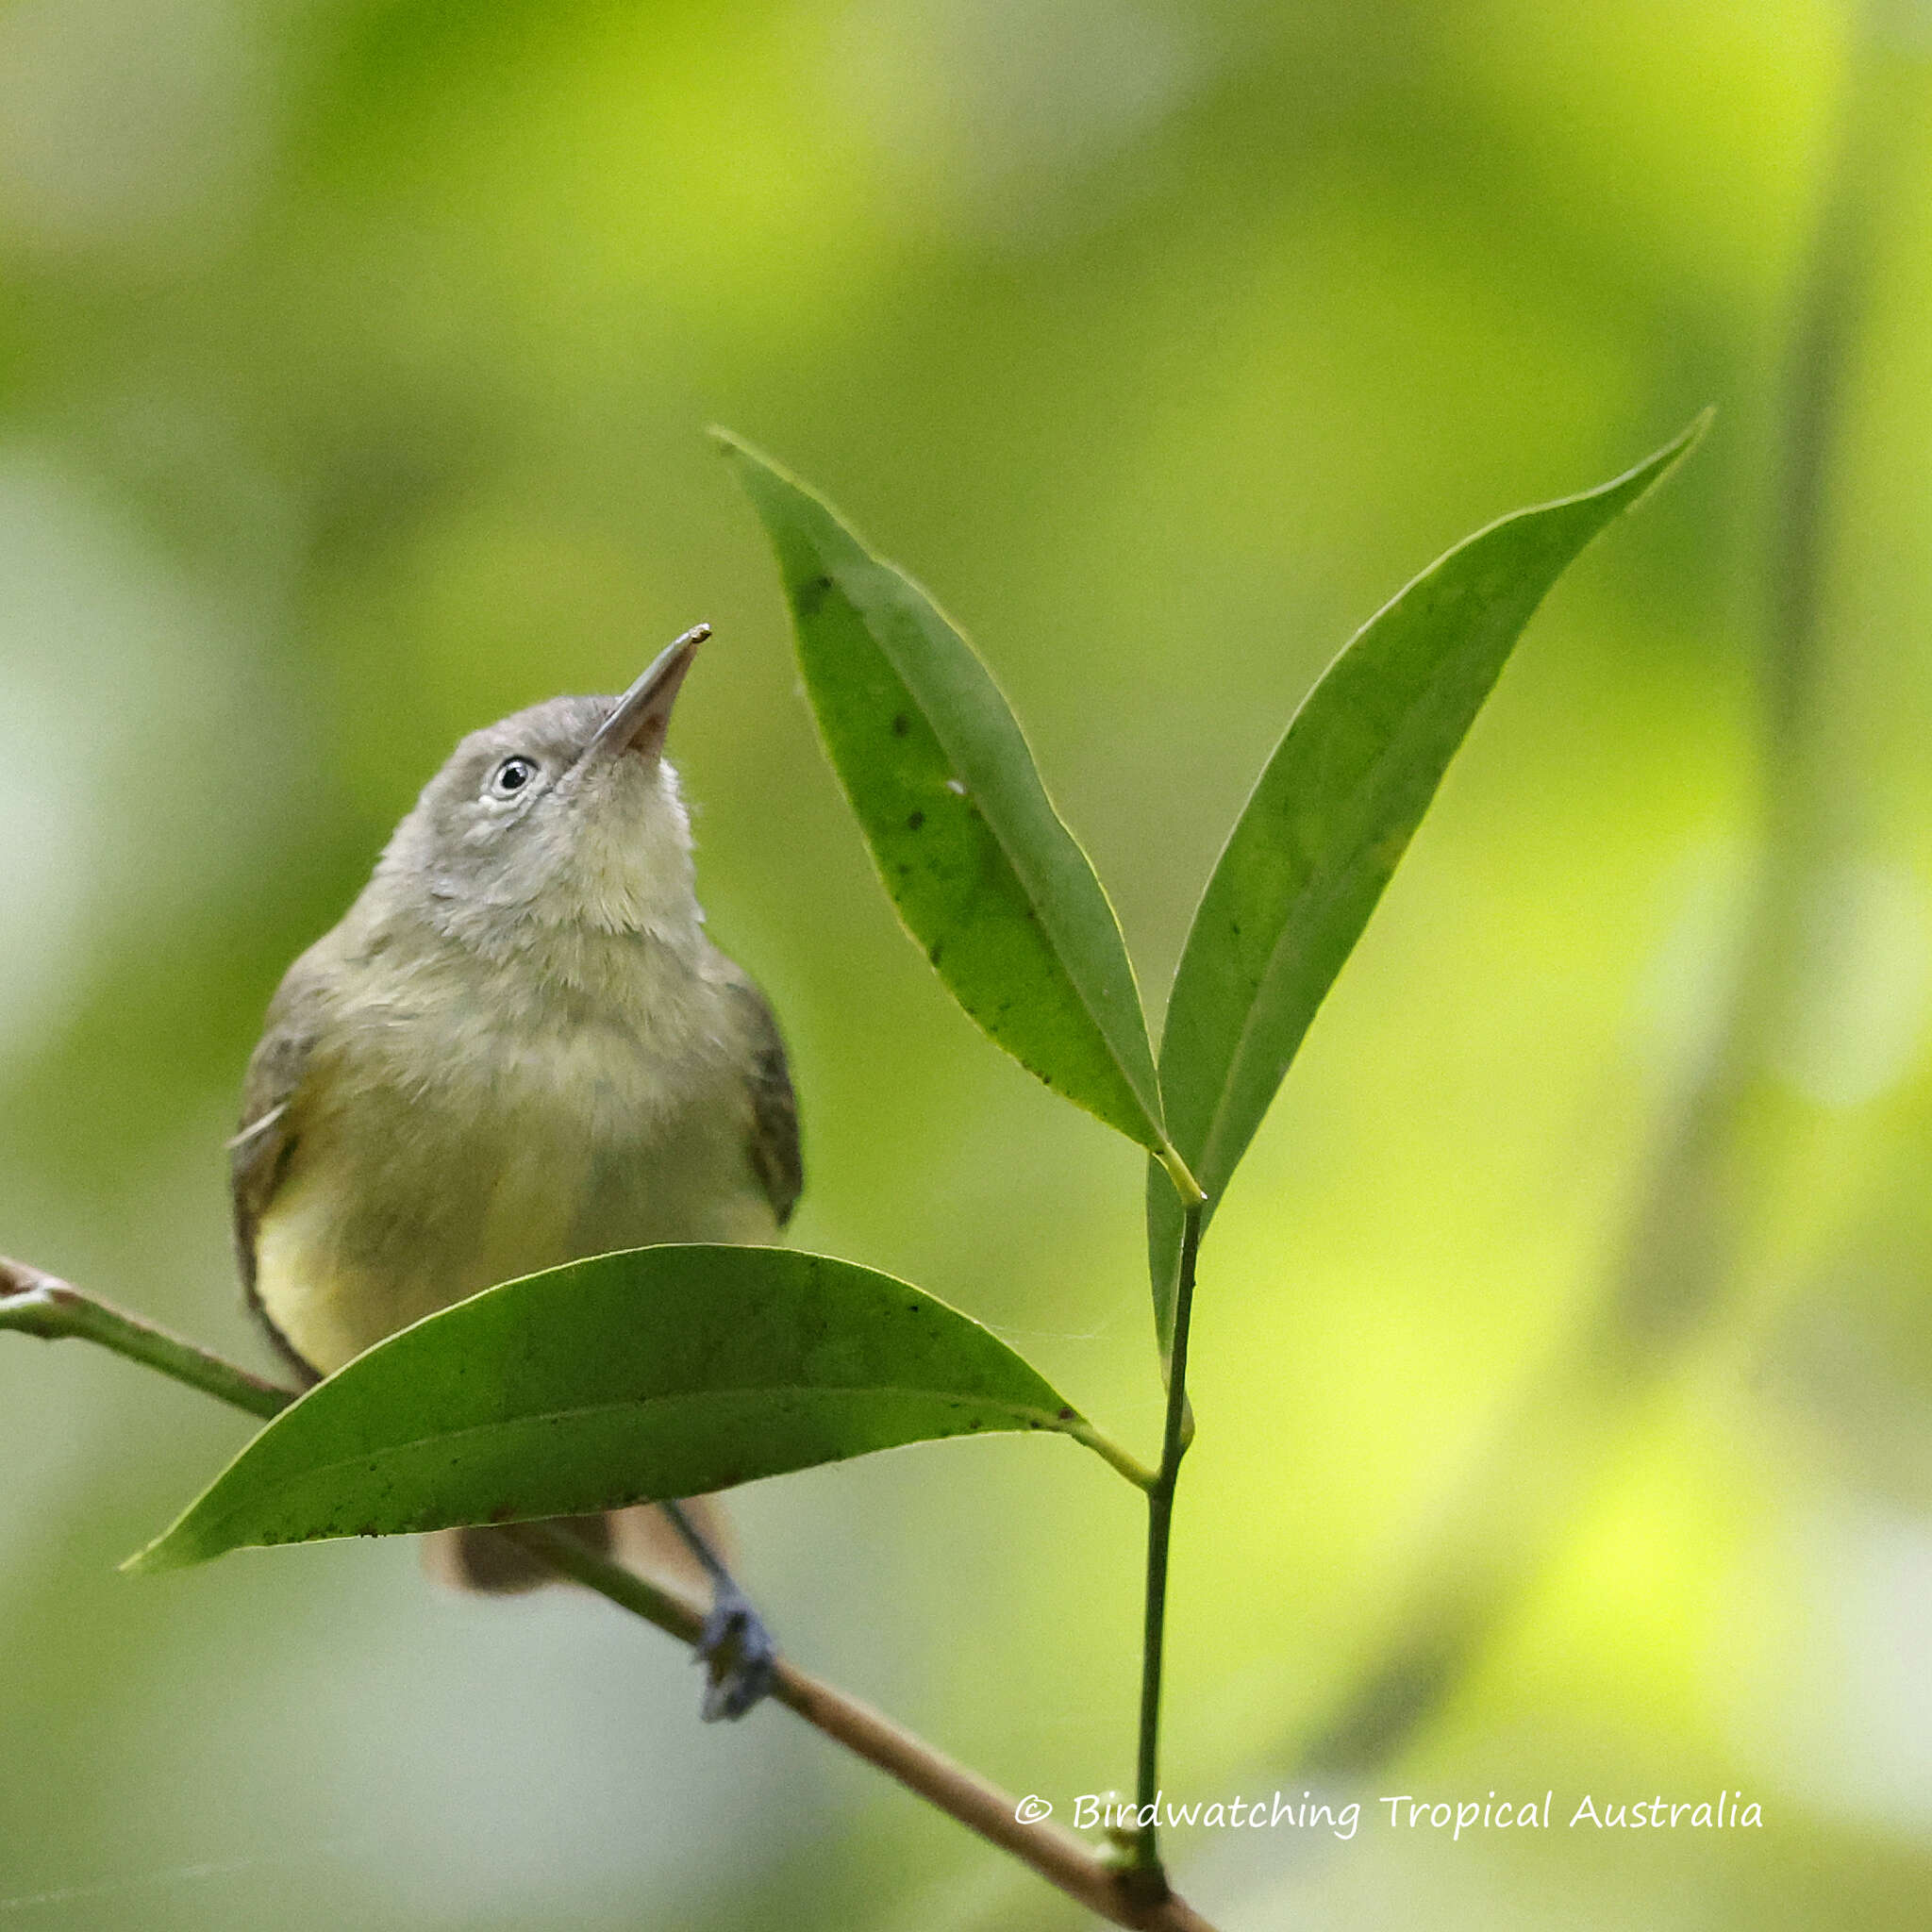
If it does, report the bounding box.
[6,1,1932,1926]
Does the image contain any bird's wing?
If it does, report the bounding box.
[725,973,803,1228]
[229,940,336,1381]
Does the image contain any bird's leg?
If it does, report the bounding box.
[658,1499,779,1721]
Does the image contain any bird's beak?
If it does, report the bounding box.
[584,623,709,764]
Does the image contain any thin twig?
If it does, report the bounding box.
[509,1523,1222,1932]
[0,1257,295,1420]
[1,1257,1222,1932]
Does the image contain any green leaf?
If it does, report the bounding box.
[1147,416,1709,1351]
[127,1245,1124,1573]
[717,431,1196,1197]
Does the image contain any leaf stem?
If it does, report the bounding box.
[1068,1421,1160,1491]
[2,1252,1221,1932]
[1125,1199,1204,1897]
[1154,1144,1207,1208]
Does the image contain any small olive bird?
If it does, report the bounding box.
[229,625,798,1719]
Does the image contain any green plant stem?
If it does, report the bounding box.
[0,1257,295,1419]
[1,1253,1222,1932]
[1126,1200,1204,1897]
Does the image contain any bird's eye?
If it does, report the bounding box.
[488,756,539,799]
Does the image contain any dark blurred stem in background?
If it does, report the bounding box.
[1291,9,1890,1778]
[0,1256,1223,1932]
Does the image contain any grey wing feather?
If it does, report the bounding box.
[230,940,336,1381]
[727,974,802,1227]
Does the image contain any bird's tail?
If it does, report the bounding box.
[422,1496,729,1595]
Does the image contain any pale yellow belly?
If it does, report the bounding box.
[253,1069,775,1375]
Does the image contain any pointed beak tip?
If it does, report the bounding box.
[590,624,712,762]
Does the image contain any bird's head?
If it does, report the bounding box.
[375,625,710,958]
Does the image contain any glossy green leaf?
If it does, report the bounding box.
[127,1244,1114,1572]
[1146,417,1708,1351]
[718,431,1196,1196]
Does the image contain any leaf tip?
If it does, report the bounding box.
[1625,407,1715,501]
[708,426,795,491]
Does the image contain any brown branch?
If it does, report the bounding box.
[2,1257,1220,1932]
[510,1522,1220,1932]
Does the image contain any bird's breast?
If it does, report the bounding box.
[251,946,771,1375]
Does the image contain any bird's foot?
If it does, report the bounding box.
[696,1583,778,1722]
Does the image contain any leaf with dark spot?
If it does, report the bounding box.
[717,430,1191,1192]
[125,1246,1100,1572]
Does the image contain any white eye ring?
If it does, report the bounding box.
[488,755,539,800]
